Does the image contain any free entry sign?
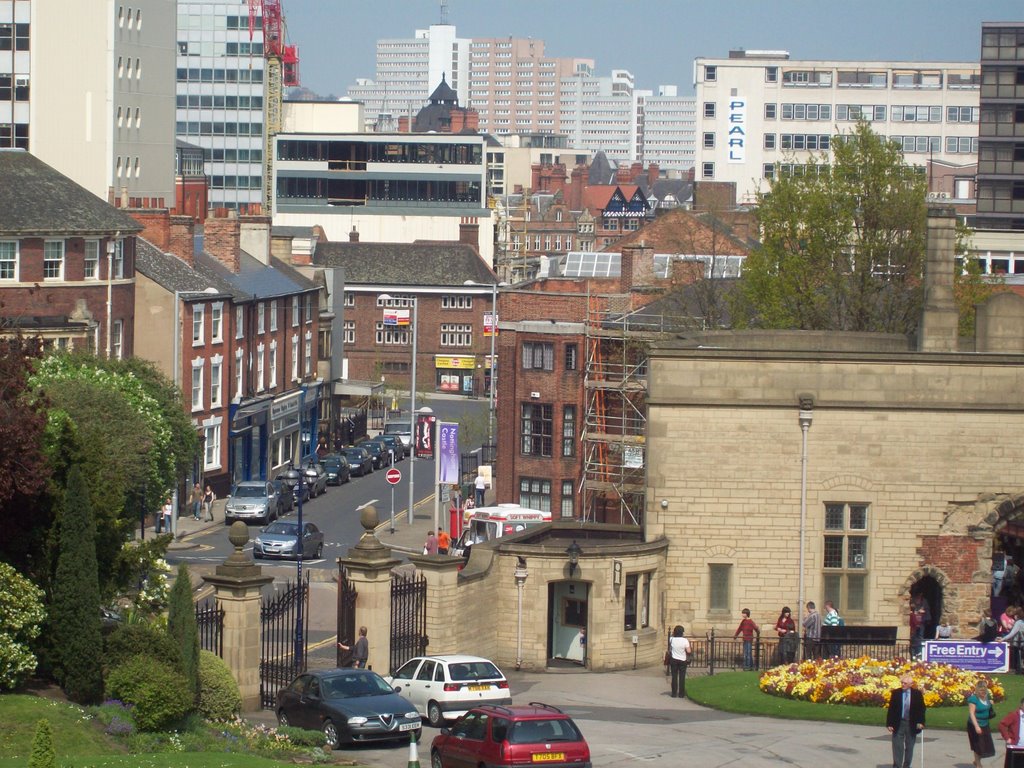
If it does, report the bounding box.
[922,641,1008,673]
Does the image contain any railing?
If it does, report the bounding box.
[195,599,224,658]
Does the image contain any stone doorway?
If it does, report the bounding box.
[547,580,588,667]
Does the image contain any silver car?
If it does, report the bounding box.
[225,480,278,525]
[254,521,323,560]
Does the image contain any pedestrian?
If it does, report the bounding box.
[935,614,953,640]
[338,626,369,669]
[823,600,843,658]
[886,672,925,768]
[666,625,690,699]
[189,482,203,520]
[802,601,821,660]
[423,529,438,555]
[202,484,216,522]
[474,470,487,507]
[159,495,173,534]
[773,606,797,664]
[733,608,760,670]
[437,528,451,555]
[1006,557,1023,604]
[999,608,1024,673]
[999,697,1024,765]
[976,608,999,643]
[910,594,930,658]
[967,679,996,768]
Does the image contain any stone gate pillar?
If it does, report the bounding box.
[338,505,401,674]
[202,522,273,711]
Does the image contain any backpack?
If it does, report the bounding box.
[837,616,845,627]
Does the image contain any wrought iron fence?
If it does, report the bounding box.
[389,570,428,674]
[259,575,309,709]
[195,599,224,658]
[336,566,358,668]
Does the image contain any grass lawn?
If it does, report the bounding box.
[687,670,1024,730]
[0,755,300,768]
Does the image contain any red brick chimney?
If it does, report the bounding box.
[204,209,241,272]
[459,218,480,249]
[569,166,585,211]
[169,215,196,267]
[550,163,566,196]
[616,166,631,184]
[648,163,659,187]
[129,209,171,250]
[620,243,655,291]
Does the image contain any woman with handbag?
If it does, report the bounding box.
[667,625,690,699]
[774,606,797,664]
[966,679,996,767]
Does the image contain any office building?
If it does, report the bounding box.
[694,50,980,204]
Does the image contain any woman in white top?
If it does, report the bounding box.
[668,625,691,699]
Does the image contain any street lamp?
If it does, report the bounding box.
[797,396,814,629]
[514,556,529,670]
[566,540,583,578]
[379,294,418,527]
[463,279,503,450]
[284,461,306,668]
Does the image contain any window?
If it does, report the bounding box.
[764,133,776,149]
[210,303,223,342]
[256,344,265,391]
[560,480,574,519]
[203,419,221,470]
[304,331,312,376]
[703,102,716,118]
[375,322,410,345]
[235,348,243,397]
[518,477,551,512]
[704,65,717,82]
[0,241,17,280]
[43,240,64,279]
[703,132,715,149]
[112,319,124,360]
[564,343,577,371]
[562,406,576,457]
[764,103,777,120]
[343,320,355,344]
[823,502,869,615]
[291,296,300,326]
[291,336,299,380]
[441,323,472,346]
[343,292,355,307]
[84,240,99,279]
[624,572,651,630]
[709,564,731,612]
[191,359,204,410]
[521,403,553,456]
[766,66,778,83]
[763,163,776,180]
[521,342,554,370]
[269,341,277,388]
[305,297,313,324]
[112,239,124,278]
[269,300,278,332]
[236,305,244,338]
[192,304,205,345]
[702,162,715,179]
[318,329,331,359]
[210,356,222,407]
[442,295,473,309]
[257,302,266,334]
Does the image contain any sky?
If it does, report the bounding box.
[283,0,1021,99]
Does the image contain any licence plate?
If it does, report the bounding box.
[531,753,565,763]
[399,722,419,732]
[468,684,490,691]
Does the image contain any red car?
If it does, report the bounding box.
[430,703,591,768]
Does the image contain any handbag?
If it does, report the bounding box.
[663,650,671,666]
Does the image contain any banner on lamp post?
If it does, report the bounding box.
[415,413,436,459]
[438,422,460,485]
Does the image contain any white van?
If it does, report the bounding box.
[450,503,552,557]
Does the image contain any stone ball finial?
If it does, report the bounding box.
[228,520,249,551]
[360,505,377,533]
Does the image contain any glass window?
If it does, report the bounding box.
[709,564,731,612]
[211,303,223,342]
[210,358,222,407]
[192,305,204,344]
[191,360,204,410]
[560,480,574,518]
[518,477,551,512]
[0,241,17,280]
[521,342,554,370]
[521,403,553,456]
[43,240,64,279]
[822,502,870,616]
[565,343,577,370]
[705,65,717,82]
[703,102,715,118]
[562,406,576,457]
[84,240,99,279]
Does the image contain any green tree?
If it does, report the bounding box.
[0,562,46,690]
[166,564,200,704]
[50,466,104,703]
[733,122,928,333]
[27,718,56,768]
[953,222,1001,338]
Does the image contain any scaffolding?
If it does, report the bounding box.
[581,290,705,526]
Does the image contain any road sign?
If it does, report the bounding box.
[922,640,1008,672]
[385,468,402,485]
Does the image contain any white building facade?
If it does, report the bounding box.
[694,50,980,204]
[637,85,697,171]
[1,0,176,203]
[175,0,266,210]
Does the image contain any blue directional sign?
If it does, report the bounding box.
[923,641,1008,673]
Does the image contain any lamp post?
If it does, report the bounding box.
[286,461,306,668]
[380,293,419,527]
[797,397,814,626]
[463,279,502,450]
[514,557,529,670]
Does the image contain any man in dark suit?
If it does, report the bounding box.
[886,673,925,768]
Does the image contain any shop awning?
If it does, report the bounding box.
[332,378,385,397]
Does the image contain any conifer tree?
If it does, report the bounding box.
[167,563,200,704]
[28,718,56,768]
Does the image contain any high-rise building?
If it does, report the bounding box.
[175,0,266,211]
[976,22,1024,231]
[1,0,176,204]
[694,50,980,204]
[638,86,697,172]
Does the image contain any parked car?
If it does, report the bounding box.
[341,446,374,477]
[383,421,412,451]
[321,454,351,486]
[384,655,511,727]
[225,480,278,525]
[357,438,391,469]
[253,521,324,560]
[430,703,590,768]
[271,477,295,515]
[278,467,311,504]
[375,433,406,461]
[276,668,421,748]
[303,462,329,497]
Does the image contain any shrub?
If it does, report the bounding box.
[104,623,183,674]
[105,655,193,731]
[276,725,328,747]
[0,562,46,690]
[197,650,241,721]
[167,564,200,702]
[28,718,56,768]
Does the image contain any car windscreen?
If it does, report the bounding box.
[447,661,502,681]
[383,424,409,435]
[508,718,582,744]
[322,673,394,698]
[264,522,299,536]
[323,459,341,469]
[233,485,265,498]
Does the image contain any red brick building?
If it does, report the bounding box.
[0,151,142,355]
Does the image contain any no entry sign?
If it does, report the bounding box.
[385,468,402,485]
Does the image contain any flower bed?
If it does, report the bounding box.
[759,655,1005,707]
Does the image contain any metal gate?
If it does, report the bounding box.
[336,566,358,667]
[389,570,428,674]
[259,575,309,709]
[195,599,224,658]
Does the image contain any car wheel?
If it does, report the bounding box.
[427,700,445,728]
[430,749,444,768]
[322,719,340,750]
[277,710,289,727]
[315,543,323,558]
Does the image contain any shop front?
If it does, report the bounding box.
[435,355,476,395]
[270,391,302,474]
[300,381,323,463]
[229,396,271,484]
